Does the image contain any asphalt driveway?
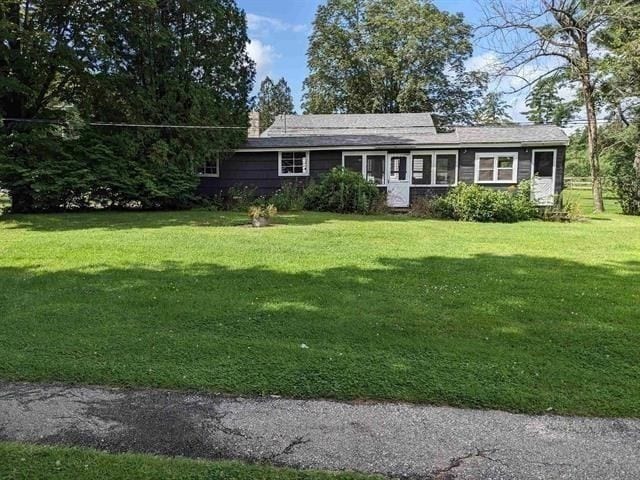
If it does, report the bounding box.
[1,382,638,479]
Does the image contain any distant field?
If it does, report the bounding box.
[0,188,638,417]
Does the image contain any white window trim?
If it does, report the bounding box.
[409,150,459,187]
[197,158,220,178]
[341,151,388,186]
[474,152,519,184]
[278,150,310,177]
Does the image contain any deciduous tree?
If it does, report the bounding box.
[302,0,487,125]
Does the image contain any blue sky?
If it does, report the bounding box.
[237,0,538,120]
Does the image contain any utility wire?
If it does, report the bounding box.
[1,118,248,130]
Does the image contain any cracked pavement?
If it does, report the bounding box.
[1,382,639,479]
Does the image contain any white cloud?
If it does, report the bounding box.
[247,13,306,37]
[246,39,279,82]
[466,52,502,75]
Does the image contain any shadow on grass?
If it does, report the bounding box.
[0,209,417,232]
[1,254,639,416]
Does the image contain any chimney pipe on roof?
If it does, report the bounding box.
[248,111,260,138]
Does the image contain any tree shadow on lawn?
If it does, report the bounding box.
[1,254,639,417]
[0,209,414,232]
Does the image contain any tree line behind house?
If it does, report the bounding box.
[1,0,639,215]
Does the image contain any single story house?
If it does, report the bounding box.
[197,112,569,208]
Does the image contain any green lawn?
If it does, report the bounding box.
[0,194,639,417]
[0,442,375,480]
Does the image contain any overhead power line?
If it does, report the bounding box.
[1,118,248,130]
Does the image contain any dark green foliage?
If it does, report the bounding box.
[474,92,513,126]
[270,181,306,211]
[0,0,254,212]
[302,0,486,124]
[606,127,640,215]
[226,185,259,211]
[523,76,578,126]
[256,77,296,132]
[408,196,452,219]
[303,167,383,213]
[439,182,538,223]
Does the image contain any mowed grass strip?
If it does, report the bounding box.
[0,193,638,417]
[0,442,376,480]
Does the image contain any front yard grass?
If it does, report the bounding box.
[0,442,375,480]
[0,195,638,417]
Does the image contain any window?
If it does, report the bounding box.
[412,154,432,185]
[366,155,386,184]
[342,152,387,185]
[532,150,555,177]
[388,155,408,181]
[411,151,457,186]
[197,159,219,177]
[343,154,363,173]
[279,151,309,176]
[474,153,518,183]
[435,154,457,185]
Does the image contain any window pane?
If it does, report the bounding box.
[344,155,363,173]
[533,151,554,177]
[497,157,514,169]
[479,158,494,170]
[281,152,307,175]
[366,155,385,184]
[435,154,456,185]
[497,169,513,181]
[389,156,407,181]
[412,155,432,184]
[478,170,493,181]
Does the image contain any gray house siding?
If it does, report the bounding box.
[198,146,566,202]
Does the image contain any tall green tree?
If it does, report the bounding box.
[481,0,613,212]
[597,1,640,214]
[474,92,512,125]
[0,0,254,212]
[256,76,295,132]
[302,0,487,124]
[523,76,578,126]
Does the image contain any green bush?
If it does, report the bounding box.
[269,181,306,211]
[610,156,640,216]
[408,196,452,219]
[439,182,538,223]
[225,185,258,211]
[303,167,383,214]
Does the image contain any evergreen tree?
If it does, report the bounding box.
[523,77,577,126]
[302,0,487,124]
[0,0,254,212]
[474,92,513,126]
[256,76,295,132]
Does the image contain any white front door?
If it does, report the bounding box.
[387,154,411,207]
[531,149,557,206]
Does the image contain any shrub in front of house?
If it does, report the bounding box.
[269,181,306,211]
[410,182,538,223]
[444,182,538,222]
[303,167,383,214]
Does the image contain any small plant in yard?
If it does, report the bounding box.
[540,193,583,222]
[248,203,277,227]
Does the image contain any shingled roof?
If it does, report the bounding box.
[240,113,568,150]
[261,113,437,137]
